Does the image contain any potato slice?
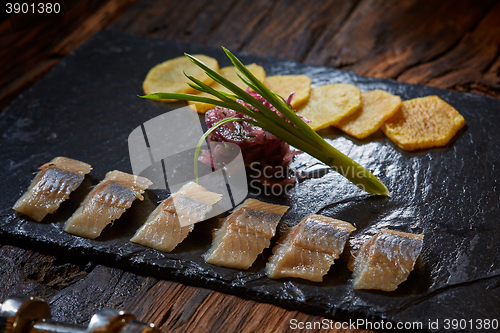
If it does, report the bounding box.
[336,89,402,139]
[264,75,311,109]
[381,95,466,151]
[188,64,266,113]
[143,54,219,102]
[296,84,361,131]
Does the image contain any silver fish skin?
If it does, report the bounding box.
[204,198,289,270]
[64,170,151,239]
[266,214,355,282]
[13,156,92,222]
[131,182,222,252]
[352,229,424,291]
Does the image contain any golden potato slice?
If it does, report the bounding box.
[143,54,219,102]
[381,95,466,151]
[296,84,361,131]
[264,75,311,109]
[188,63,266,113]
[336,89,402,139]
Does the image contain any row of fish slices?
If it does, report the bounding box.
[266,215,424,291]
[12,158,282,267]
[203,200,424,292]
[13,156,152,238]
[12,156,239,255]
[12,156,349,282]
[13,156,423,291]
[12,156,219,247]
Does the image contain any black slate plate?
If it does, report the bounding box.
[1,31,500,332]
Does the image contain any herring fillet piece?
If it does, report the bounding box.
[352,229,424,291]
[204,198,289,270]
[130,182,222,252]
[266,214,355,282]
[13,156,92,222]
[64,170,152,239]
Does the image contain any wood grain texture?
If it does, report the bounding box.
[106,0,500,97]
[0,0,135,111]
[0,244,372,332]
[2,0,500,332]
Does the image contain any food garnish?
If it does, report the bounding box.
[141,49,390,196]
[351,229,423,291]
[131,182,222,252]
[199,89,302,173]
[266,214,355,282]
[188,63,266,113]
[264,74,311,109]
[336,89,402,139]
[295,83,361,131]
[204,198,289,269]
[13,157,91,222]
[381,95,466,151]
[143,54,219,101]
[64,170,151,239]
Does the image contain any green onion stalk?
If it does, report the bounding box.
[141,48,390,196]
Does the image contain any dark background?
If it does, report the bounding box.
[1,1,499,332]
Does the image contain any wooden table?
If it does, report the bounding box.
[1,0,499,331]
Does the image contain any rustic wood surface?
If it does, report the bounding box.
[1,0,500,332]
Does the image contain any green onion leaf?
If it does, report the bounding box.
[142,50,390,196]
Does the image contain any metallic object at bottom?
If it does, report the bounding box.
[0,296,161,333]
